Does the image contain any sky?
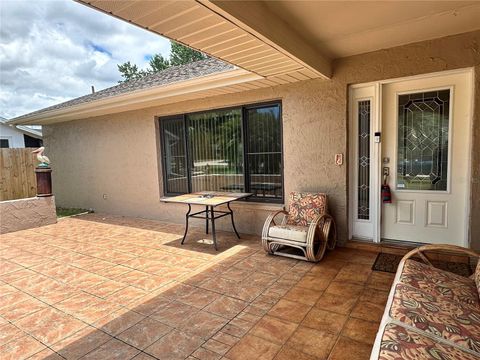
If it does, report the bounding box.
[0,0,171,119]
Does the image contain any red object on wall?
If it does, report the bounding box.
[382,184,392,203]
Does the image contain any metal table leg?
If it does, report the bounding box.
[210,206,218,251]
[205,205,209,234]
[181,204,192,244]
[227,202,240,239]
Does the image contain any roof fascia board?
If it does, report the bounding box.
[10,68,261,125]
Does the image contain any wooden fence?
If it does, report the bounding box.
[0,148,37,201]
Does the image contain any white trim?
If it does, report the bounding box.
[9,69,263,125]
[349,67,473,246]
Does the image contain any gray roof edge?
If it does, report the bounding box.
[10,58,235,122]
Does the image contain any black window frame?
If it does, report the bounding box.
[159,100,283,203]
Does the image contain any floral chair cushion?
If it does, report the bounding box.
[378,323,478,360]
[389,283,480,354]
[286,192,328,226]
[400,260,479,309]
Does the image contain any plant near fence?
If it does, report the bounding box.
[0,148,37,201]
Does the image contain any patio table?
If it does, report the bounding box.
[160,191,252,250]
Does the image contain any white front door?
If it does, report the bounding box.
[381,71,472,245]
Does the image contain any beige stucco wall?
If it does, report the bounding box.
[0,196,57,234]
[44,31,480,248]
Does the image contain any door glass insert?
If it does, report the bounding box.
[357,100,370,220]
[397,89,450,191]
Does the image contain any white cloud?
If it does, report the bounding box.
[0,0,171,119]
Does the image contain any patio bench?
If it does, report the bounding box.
[370,244,480,360]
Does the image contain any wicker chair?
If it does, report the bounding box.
[262,192,336,262]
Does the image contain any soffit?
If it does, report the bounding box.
[78,0,330,80]
[262,1,480,58]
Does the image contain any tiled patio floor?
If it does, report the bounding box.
[0,214,396,360]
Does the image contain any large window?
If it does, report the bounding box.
[160,102,283,202]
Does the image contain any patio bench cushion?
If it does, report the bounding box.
[268,224,308,243]
[378,323,478,360]
[400,259,479,309]
[389,283,480,354]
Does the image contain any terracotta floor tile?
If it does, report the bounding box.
[150,300,199,327]
[296,274,333,292]
[341,318,379,345]
[283,286,323,305]
[358,288,390,306]
[286,326,337,359]
[205,295,248,319]
[324,281,364,297]
[314,292,358,315]
[94,309,145,336]
[144,329,204,360]
[301,308,347,334]
[273,346,317,360]
[117,317,171,349]
[328,336,372,360]
[130,295,171,316]
[249,315,298,345]
[176,287,222,309]
[267,299,311,323]
[0,260,24,276]
[226,334,281,360]
[51,326,112,359]
[15,307,86,346]
[202,338,231,356]
[160,283,196,300]
[132,352,157,360]
[212,331,240,346]
[0,335,46,360]
[27,347,64,360]
[181,310,228,339]
[85,280,127,298]
[228,284,265,302]
[107,286,149,306]
[192,346,222,360]
[0,297,48,323]
[220,267,253,281]
[350,301,385,322]
[200,277,237,294]
[0,268,37,283]
[334,263,372,284]
[366,272,395,291]
[0,323,23,346]
[81,338,140,360]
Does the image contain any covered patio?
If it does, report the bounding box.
[0,214,395,360]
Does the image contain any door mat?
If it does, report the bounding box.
[372,252,474,277]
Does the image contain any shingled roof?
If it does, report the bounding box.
[12,58,234,121]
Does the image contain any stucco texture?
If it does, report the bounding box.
[44,31,480,248]
[0,196,57,234]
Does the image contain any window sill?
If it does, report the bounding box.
[228,201,285,212]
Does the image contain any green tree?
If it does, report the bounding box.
[149,54,170,72]
[117,41,208,83]
[170,41,206,66]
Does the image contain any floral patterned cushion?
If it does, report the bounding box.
[400,260,479,309]
[389,283,480,354]
[286,192,327,226]
[378,323,478,360]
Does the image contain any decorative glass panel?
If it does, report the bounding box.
[161,116,188,194]
[246,104,282,201]
[397,90,450,191]
[357,100,370,220]
[187,109,244,192]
